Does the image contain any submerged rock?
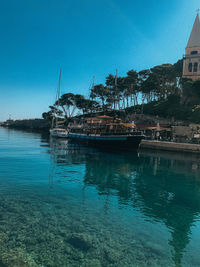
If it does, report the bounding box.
[67,233,93,251]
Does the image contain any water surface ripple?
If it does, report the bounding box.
[0,127,200,267]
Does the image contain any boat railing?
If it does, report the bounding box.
[68,122,143,136]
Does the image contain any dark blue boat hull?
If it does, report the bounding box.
[67,133,144,151]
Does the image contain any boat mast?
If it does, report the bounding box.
[92,75,95,91]
[114,69,118,111]
[56,68,62,109]
[115,69,118,87]
[90,75,95,114]
[90,75,95,100]
[52,68,62,129]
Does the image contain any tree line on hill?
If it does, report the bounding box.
[43,59,200,124]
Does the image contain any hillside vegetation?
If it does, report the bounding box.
[43,59,200,124]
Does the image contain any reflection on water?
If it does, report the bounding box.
[0,127,200,266]
[49,138,200,267]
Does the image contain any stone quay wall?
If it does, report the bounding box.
[140,140,200,154]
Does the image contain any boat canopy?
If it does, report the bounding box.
[84,115,121,124]
[122,123,136,128]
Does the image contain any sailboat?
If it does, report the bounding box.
[50,69,68,138]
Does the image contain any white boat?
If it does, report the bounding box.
[50,68,68,138]
[50,128,68,138]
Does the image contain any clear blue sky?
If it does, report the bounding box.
[0,0,199,121]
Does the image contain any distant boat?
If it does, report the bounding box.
[50,68,68,138]
[50,126,68,138]
[67,115,144,151]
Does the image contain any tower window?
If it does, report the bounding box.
[193,62,198,72]
[188,63,193,72]
[191,51,198,55]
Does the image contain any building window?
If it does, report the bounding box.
[191,51,198,55]
[188,63,193,72]
[193,62,198,72]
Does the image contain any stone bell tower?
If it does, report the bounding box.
[183,13,200,80]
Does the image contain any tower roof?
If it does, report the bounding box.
[187,14,200,48]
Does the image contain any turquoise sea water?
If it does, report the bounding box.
[0,127,200,267]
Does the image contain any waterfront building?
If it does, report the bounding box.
[183,13,200,80]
